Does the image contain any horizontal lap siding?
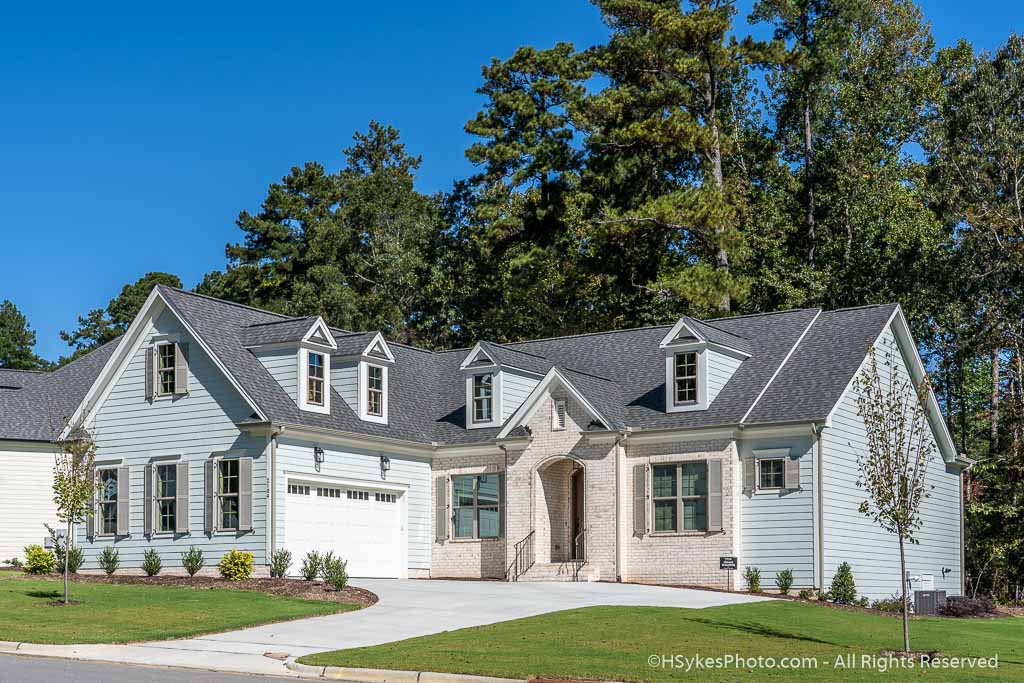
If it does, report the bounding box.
[255,348,297,402]
[79,309,268,568]
[275,437,431,571]
[501,371,539,422]
[0,442,60,560]
[822,327,962,600]
[331,361,358,411]
[706,350,743,405]
[739,436,815,587]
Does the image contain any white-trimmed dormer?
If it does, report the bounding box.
[459,342,543,429]
[245,316,338,415]
[294,318,337,415]
[660,316,750,414]
[332,331,394,425]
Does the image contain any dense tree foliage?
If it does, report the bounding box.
[0,300,48,370]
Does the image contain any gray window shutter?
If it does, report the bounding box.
[633,463,646,537]
[145,346,155,399]
[144,463,154,536]
[707,459,723,532]
[87,470,97,539]
[784,457,800,490]
[204,459,216,533]
[743,458,755,494]
[174,342,189,395]
[435,476,447,542]
[238,457,253,532]
[498,471,506,537]
[176,461,190,534]
[116,466,130,536]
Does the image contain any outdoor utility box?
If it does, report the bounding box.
[914,590,947,616]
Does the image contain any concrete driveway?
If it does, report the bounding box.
[6,580,770,676]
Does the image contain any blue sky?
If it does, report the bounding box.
[2,1,1021,362]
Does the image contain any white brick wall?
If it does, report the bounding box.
[430,452,506,578]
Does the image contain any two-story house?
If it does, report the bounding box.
[0,286,969,598]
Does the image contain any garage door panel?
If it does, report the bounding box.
[284,481,403,578]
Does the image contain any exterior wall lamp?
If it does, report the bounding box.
[314,446,325,472]
[379,454,391,480]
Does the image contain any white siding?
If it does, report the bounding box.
[501,370,539,422]
[822,326,963,600]
[0,441,60,561]
[80,308,269,568]
[275,437,432,571]
[331,360,358,411]
[254,347,298,403]
[739,436,816,588]
[706,349,743,405]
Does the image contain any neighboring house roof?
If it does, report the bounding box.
[0,284,911,451]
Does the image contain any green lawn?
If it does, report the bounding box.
[0,575,357,644]
[299,601,1023,682]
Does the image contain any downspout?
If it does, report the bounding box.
[269,426,282,560]
[614,430,628,583]
[498,443,510,572]
[813,423,825,591]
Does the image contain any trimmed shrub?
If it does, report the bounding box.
[798,588,815,600]
[23,545,57,575]
[872,593,910,613]
[270,549,292,579]
[321,555,349,591]
[218,550,255,581]
[775,568,794,595]
[939,596,997,618]
[743,566,761,593]
[142,549,162,576]
[181,546,205,577]
[829,562,858,604]
[99,546,120,575]
[300,551,322,581]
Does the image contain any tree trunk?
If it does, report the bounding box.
[804,103,816,266]
[63,520,71,605]
[991,347,1000,455]
[899,534,910,653]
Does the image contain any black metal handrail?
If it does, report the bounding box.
[507,530,536,582]
[572,527,586,582]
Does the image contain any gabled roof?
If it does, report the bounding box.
[661,315,753,356]
[243,316,337,349]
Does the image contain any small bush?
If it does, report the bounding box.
[872,593,910,613]
[142,548,162,576]
[44,524,83,573]
[939,596,997,618]
[321,554,348,591]
[99,546,120,575]
[4,557,23,569]
[270,549,292,578]
[181,546,205,577]
[775,568,794,595]
[218,550,255,581]
[829,562,858,604]
[798,588,815,600]
[23,545,57,575]
[743,566,761,593]
[301,551,322,581]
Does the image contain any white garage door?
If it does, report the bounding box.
[284,480,404,578]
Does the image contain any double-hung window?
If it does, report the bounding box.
[307,352,325,406]
[367,365,384,416]
[472,374,493,423]
[652,462,708,532]
[98,468,119,535]
[758,458,785,490]
[218,459,240,530]
[453,474,500,539]
[157,343,177,396]
[673,352,698,405]
[156,464,177,533]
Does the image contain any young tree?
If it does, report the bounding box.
[52,423,99,605]
[855,346,936,653]
[0,300,48,370]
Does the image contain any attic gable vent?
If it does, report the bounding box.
[552,399,567,431]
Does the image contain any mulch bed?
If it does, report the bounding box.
[9,571,377,607]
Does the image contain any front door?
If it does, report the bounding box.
[569,467,584,560]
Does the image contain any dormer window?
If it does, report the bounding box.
[367,365,384,417]
[307,352,325,406]
[673,352,698,406]
[473,374,494,423]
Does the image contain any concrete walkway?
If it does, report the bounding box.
[1,580,770,677]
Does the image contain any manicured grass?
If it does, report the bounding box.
[300,601,1023,682]
[0,575,357,644]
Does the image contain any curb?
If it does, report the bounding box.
[0,641,21,654]
[285,661,523,683]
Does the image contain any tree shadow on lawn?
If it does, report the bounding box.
[25,590,63,600]
[681,616,835,646]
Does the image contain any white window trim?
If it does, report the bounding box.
[465,371,502,429]
[298,347,331,415]
[359,361,388,424]
[552,398,567,431]
[664,344,708,413]
[96,466,120,538]
[756,458,786,492]
[154,461,178,534]
[154,341,178,400]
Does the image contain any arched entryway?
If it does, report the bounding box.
[532,455,586,565]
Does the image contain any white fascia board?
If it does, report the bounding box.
[659,318,704,348]
[362,332,396,363]
[276,424,434,458]
[495,367,610,439]
[302,316,338,350]
[739,309,822,425]
[458,342,497,371]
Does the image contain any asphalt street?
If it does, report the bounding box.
[0,654,295,682]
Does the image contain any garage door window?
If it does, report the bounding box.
[453,474,500,539]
